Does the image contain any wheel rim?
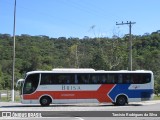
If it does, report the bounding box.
[118,97,126,105]
[42,98,48,105]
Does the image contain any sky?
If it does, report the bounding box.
[0,0,160,38]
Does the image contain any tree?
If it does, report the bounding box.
[69,44,79,68]
[0,65,3,89]
[0,32,160,90]
[155,80,160,96]
[90,49,106,70]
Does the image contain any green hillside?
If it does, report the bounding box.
[0,31,160,93]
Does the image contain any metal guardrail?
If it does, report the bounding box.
[0,90,20,101]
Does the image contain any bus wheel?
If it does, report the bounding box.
[40,96,51,106]
[116,96,127,106]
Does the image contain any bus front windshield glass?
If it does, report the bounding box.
[23,73,39,94]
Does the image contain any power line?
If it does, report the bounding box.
[59,0,109,21]
[2,0,110,38]
[116,21,136,71]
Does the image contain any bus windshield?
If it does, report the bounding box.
[23,73,39,94]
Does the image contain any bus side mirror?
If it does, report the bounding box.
[16,79,24,87]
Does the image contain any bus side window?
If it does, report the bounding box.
[132,74,143,84]
[132,74,140,84]
[124,74,129,83]
[54,74,74,84]
[142,73,151,83]
[41,74,52,85]
[77,74,89,84]
[99,75,107,84]
[65,75,70,84]
[58,75,65,84]
[123,74,134,84]
[75,74,78,84]
[82,75,89,84]
[56,75,65,84]
[108,74,117,84]
[90,74,99,84]
[118,74,123,84]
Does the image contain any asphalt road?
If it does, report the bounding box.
[0,100,160,120]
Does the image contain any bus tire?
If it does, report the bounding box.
[116,95,127,106]
[40,96,52,106]
[112,102,116,105]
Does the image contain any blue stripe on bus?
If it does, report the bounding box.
[108,84,154,102]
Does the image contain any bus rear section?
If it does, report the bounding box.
[19,69,154,106]
[109,72,154,105]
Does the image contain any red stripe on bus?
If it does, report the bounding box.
[23,84,115,103]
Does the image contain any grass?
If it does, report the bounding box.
[0,96,20,102]
[153,95,160,100]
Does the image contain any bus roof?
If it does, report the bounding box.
[26,68,153,75]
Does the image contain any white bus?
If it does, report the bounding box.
[17,68,154,106]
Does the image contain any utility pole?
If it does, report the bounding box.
[116,21,136,71]
[12,0,16,102]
